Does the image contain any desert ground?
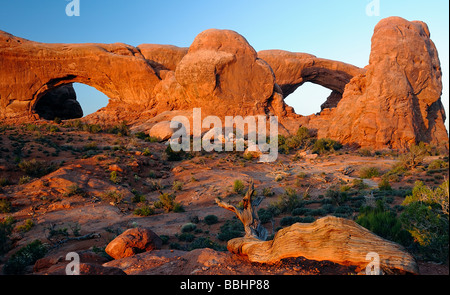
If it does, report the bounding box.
[0,120,448,275]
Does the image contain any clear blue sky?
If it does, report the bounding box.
[1,0,448,130]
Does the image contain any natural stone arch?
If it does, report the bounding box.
[0,30,161,120]
[258,50,366,110]
[30,75,119,120]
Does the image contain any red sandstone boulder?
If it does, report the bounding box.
[105,227,162,260]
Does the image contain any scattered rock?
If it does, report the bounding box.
[149,121,186,142]
[105,227,163,260]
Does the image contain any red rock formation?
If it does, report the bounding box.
[0,17,447,149]
[301,17,448,149]
[257,50,365,97]
[0,30,160,121]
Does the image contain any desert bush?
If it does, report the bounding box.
[0,199,12,214]
[359,167,380,179]
[134,206,155,216]
[131,189,146,203]
[189,237,225,251]
[277,127,315,154]
[400,180,449,262]
[218,219,244,241]
[83,123,103,134]
[274,188,303,213]
[233,179,245,194]
[109,171,121,184]
[107,121,129,136]
[177,232,195,242]
[325,189,348,206]
[378,178,392,191]
[154,193,184,213]
[181,223,197,233]
[3,240,48,274]
[100,190,124,204]
[359,148,373,157]
[165,145,185,161]
[257,208,274,224]
[356,200,412,247]
[16,219,34,232]
[291,207,311,216]
[0,177,10,187]
[172,181,183,191]
[280,216,315,226]
[83,142,98,151]
[18,159,56,177]
[427,159,448,170]
[351,178,369,190]
[204,214,219,225]
[63,184,88,198]
[311,138,343,155]
[0,217,14,254]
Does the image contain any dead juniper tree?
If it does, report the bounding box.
[215,179,268,241]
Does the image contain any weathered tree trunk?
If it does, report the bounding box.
[226,216,419,274]
[215,180,268,241]
[216,180,418,274]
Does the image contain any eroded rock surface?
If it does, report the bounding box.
[0,16,447,149]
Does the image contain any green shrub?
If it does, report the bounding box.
[204,215,219,225]
[17,219,34,232]
[18,159,56,177]
[165,145,184,161]
[356,200,412,247]
[311,138,342,155]
[0,199,12,214]
[399,142,430,169]
[0,177,10,187]
[181,223,197,233]
[0,217,14,254]
[107,121,129,136]
[400,180,449,262]
[109,171,121,184]
[233,179,245,194]
[291,207,310,216]
[154,193,184,213]
[276,188,303,213]
[172,181,183,191]
[177,232,195,242]
[359,167,380,179]
[378,178,392,191]
[3,240,48,274]
[218,219,244,241]
[325,189,348,206]
[100,190,124,204]
[134,206,155,216]
[189,237,225,251]
[257,208,273,224]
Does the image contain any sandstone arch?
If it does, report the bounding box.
[0,17,448,149]
[0,30,161,120]
[257,50,366,111]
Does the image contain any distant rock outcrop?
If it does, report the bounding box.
[0,16,447,149]
[301,17,448,149]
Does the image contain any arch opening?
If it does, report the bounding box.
[284,82,341,116]
[33,82,110,120]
